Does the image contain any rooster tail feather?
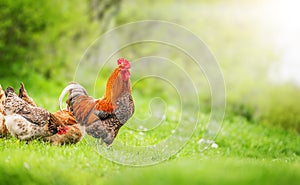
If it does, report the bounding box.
[59,82,88,110]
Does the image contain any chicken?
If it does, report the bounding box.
[4,84,67,141]
[8,83,82,145]
[59,58,134,145]
[42,110,83,145]
[0,85,9,137]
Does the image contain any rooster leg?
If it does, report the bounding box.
[85,120,114,146]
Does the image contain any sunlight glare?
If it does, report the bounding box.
[262,0,300,85]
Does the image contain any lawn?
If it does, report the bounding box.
[1,103,299,184]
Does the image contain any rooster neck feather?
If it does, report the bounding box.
[96,63,131,113]
[95,68,120,112]
[104,67,120,101]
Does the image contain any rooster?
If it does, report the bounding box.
[0,85,8,137]
[4,84,68,141]
[59,58,134,145]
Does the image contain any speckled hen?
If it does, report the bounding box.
[4,84,67,141]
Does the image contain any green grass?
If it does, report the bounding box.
[1,108,299,185]
[107,159,300,185]
[1,71,299,185]
[1,64,299,185]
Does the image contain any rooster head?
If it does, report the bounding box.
[117,58,131,81]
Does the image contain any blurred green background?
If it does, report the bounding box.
[1,0,299,132]
[0,0,300,184]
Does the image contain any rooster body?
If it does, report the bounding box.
[4,85,62,141]
[59,58,134,145]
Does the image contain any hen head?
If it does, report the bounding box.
[57,125,69,135]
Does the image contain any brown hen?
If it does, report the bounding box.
[16,83,83,145]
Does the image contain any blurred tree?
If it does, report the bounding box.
[0,0,122,81]
[0,0,49,77]
[89,0,121,33]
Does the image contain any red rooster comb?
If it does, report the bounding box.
[117,58,131,69]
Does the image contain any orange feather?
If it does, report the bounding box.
[95,67,121,112]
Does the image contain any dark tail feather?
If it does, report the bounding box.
[18,82,37,107]
[59,82,88,110]
[18,82,26,98]
[5,87,15,97]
